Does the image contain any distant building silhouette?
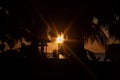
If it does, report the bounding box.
[105,44,120,62]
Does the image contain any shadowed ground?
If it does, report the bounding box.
[0,58,120,80]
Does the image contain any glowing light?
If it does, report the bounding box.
[56,34,64,43]
[59,54,65,59]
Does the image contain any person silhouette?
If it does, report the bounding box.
[53,49,58,59]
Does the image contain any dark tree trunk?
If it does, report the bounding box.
[0,40,5,53]
[66,26,88,63]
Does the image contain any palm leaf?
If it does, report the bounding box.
[84,23,108,45]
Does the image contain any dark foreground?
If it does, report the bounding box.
[0,58,120,80]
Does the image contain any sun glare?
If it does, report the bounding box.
[56,34,64,43]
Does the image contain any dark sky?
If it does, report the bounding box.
[1,0,118,35]
[36,0,116,30]
[0,0,97,33]
[36,1,95,33]
[1,0,117,32]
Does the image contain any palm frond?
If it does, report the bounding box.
[84,23,108,46]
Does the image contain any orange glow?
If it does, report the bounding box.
[85,39,105,53]
[47,21,105,54]
[59,54,65,59]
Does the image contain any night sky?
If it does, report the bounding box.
[32,0,96,32]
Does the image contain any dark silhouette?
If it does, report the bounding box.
[65,14,107,63]
[94,1,120,62]
[0,44,5,53]
[94,1,120,40]
[53,49,58,58]
[86,50,101,62]
[105,44,120,62]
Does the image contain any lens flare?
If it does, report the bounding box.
[56,34,64,43]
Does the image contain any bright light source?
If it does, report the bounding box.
[57,37,64,43]
[56,34,64,43]
[59,54,65,59]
